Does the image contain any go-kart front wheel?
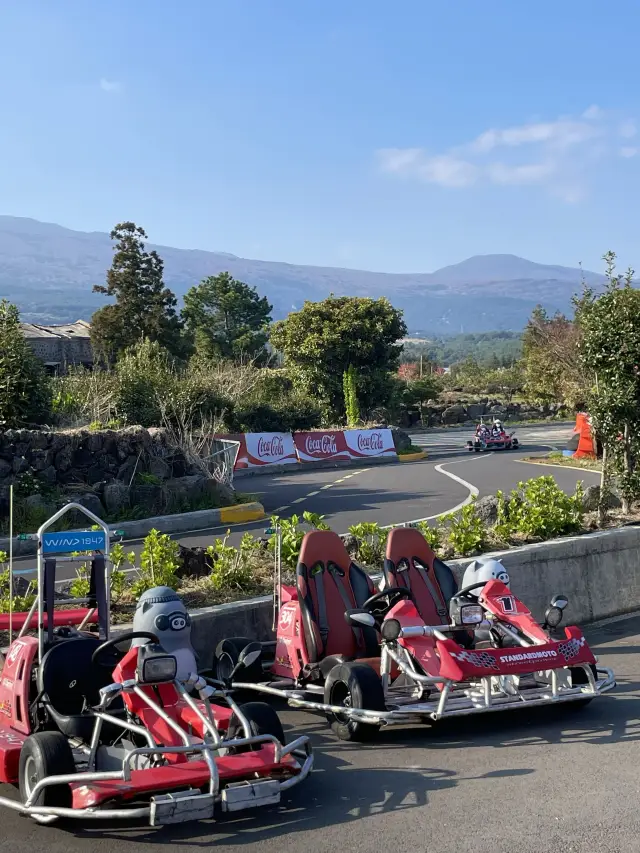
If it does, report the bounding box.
[19,731,75,809]
[227,701,286,752]
[324,662,385,742]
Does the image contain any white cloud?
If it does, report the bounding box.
[619,120,637,139]
[99,78,122,93]
[377,106,637,202]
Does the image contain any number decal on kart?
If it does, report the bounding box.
[498,595,516,614]
[279,608,294,629]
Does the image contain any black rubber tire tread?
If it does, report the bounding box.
[324,662,385,742]
[214,636,263,683]
[227,701,286,752]
[19,731,75,808]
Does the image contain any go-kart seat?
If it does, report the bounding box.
[296,530,378,671]
[37,637,124,740]
[383,527,457,626]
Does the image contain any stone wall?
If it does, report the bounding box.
[0,426,233,519]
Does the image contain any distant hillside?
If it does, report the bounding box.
[0,215,605,330]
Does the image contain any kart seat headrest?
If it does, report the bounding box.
[383,527,458,626]
[296,530,377,662]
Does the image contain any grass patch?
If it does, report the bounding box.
[523,451,601,472]
[397,444,425,455]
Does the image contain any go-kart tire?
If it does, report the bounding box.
[324,662,385,742]
[19,731,75,808]
[214,636,263,683]
[227,701,286,752]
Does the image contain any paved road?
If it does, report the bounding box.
[2,612,637,853]
[12,423,599,581]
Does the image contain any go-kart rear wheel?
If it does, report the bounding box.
[324,662,385,742]
[214,636,263,683]
[227,701,286,752]
[19,731,75,808]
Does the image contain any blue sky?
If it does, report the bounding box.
[2,1,640,274]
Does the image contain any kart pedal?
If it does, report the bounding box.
[150,789,214,826]
[220,779,281,812]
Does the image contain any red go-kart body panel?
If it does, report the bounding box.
[389,580,596,686]
[272,592,310,679]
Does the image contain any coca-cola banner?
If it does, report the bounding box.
[243,432,298,467]
[343,428,397,458]
[294,431,352,463]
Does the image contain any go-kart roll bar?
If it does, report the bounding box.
[36,502,112,662]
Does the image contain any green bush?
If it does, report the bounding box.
[441,501,487,556]
[495,476,584,540]
[348,522,386,566]
[115,339,172,427]
[207,532,260,592]
[132,529,181,595]
[231,397,321,433]
[414,521,444,553]
[0,300,51,427]
[268,512,329,568]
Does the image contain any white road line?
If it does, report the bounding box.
[383,454,494,527]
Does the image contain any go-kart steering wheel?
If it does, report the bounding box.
[91,631,159,669]
[450,581,489,602]
[362,586,415,615]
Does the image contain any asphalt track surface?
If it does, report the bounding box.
[2,612,638,853]
[12,423,599,582]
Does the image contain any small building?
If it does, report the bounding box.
[21,320,93,374]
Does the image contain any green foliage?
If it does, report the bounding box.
[206,532,260,591]
[182,272,272,362]
[414,521,443,553]
[51,366,118,426]
[577,251,640,513]
[231,398,321,433]
[91,222,185,362]
[132,529,181,595]
[495,477,584,540]
[270,295,407,423]
[521,306,585,406]
[114,338,173,427]
[348,522,385,566]
[343,366,360,426]
[441,502,486,556]
[0,299,51,428]
[268,512,329,568]
[401,332,522,369]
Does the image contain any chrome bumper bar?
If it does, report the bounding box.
[234,665,615,726]
[2,735,313,825]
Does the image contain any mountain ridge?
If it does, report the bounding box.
[0,215,604,331]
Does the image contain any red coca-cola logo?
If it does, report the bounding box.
[305,434,338,456]
[357,432,384,451]
[257,435,284,458]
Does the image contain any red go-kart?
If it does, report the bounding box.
[467,423,519,452]
[217,527,614,742]
[0,556,312,825]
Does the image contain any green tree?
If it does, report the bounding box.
[182,272,272,362]
[91,222,184,362]
[577,251,640,516]
[0,300,51,427]
[343,366,360,426]
[270,296,407,422]
[521,306,585,406]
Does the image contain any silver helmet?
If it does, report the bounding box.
[461,557,510,596]
[132,586,198,681]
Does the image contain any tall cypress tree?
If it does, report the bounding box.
[91,222,184,362]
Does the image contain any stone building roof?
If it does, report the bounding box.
[20,319,91,340]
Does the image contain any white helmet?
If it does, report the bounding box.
[461,557,510,596]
